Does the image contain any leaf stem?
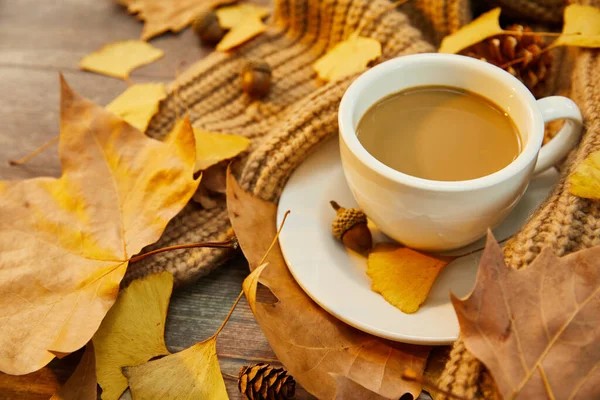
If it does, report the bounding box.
[222,372,238,381]
[129,238,238,263]
[214,290,244,338]
[258,210,290,266]
[9,135,59,166]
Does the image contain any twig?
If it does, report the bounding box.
[214,290,244,337]
[129,238,238,263]
[9,135,59,166]
[222,372,238,381]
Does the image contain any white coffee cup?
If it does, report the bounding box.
[338,53,583,251]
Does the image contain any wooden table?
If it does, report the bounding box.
[0,1,316,399]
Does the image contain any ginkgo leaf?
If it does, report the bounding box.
[216,3,270,29]
[367,244,452,314]
[0,77,198,375]
[228,172,429,399]
[569,150,600,199]
[553,4,600,48]
[313,31,381,81]
[93,272,173,400]
[50,344,97,400]
[79,40,164,79]
[105,83,167,132]
[452,233,600,400]
[438,8,503,54]
[216,17,267,52]
[193,127,250,172]
[123,337,228,400]
[119,0,236,40]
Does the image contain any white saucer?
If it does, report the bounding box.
[277,137,559,345]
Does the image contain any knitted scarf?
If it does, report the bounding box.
[125,0,600,398]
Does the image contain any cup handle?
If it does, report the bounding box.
[534,96,583,175]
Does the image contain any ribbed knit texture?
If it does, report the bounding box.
[123,0,600,398]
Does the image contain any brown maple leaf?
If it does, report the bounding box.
[452,233,600,400]
[227,172,429,400]
[0,77,198,375]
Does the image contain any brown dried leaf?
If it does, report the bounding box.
[452,233,600,399]
[0,77,199,374]
[119,0,236,40]
[50,344,97,400]
[228,172,429,400]
[0,368,60,398]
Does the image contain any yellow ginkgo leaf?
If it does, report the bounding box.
[569,150,600,199]
[554,4,600,48]
[105,83,166,132]
[367,243,452,314]
[193,127,250,172]
[438,8,503,54]
[216,17,267,52]
[79,40,164,80]
[123,337,228,400]
[313,32,381,82]
[216,3,270,29]
[93,272,173,400]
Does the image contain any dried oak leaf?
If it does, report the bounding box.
[313,31,381,82]
[79,40,163,80]
[50,343,97,400]
[105,83,167,132]
[119,0,236,40]
[93,272,173,400]
[367,244,452,314]
[438,8,503,54]
[0,368,60,398]
[228,172,430,400]
[332,375,391,400]
[0,77,199,375]
[554,4,600,48]
[569,150,600,199]
[452,233,600,400]
[123,336,228,400]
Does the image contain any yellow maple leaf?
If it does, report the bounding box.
[93,272,173,400]
[216,3,270,29]
[216,17,267,52]
[438,8,503,54]
[123,337,227,400]
[79,40,164,80]
[554,4,600,48]
[193,127,250,172]
[119,0,236,40]
[367,243,451,314]
[569,150,600,199]
[0,77,199,375]
[313,31,381,82]
[105,83,167,132]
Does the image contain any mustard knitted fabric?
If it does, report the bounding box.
[124,0,600,398]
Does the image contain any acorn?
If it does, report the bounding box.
[192,10,226,45]
[240,59,272,99]
[330,200,373,255]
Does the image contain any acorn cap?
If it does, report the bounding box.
[330,201,368,240]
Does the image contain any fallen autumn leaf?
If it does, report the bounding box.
[452,233,600,399]
[93,272,173,400]
[50,344,97,400]
[79,40,164,80]
[554,4,600,48]
[105,83,167,132]
[438,8,504,54]
[569,150,600,199]
[367,243,453,314]
[0,76,199,375]
[228,171,429,399]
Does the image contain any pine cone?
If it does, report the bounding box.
[463,24,553,98]
[238,363,296,400]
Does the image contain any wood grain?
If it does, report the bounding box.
[0,1,429,399]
